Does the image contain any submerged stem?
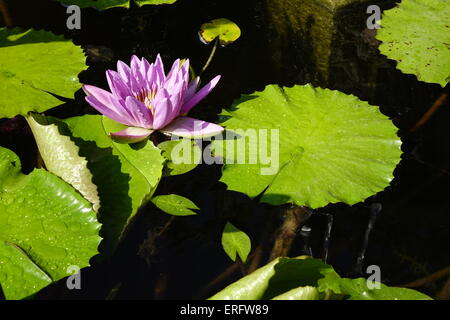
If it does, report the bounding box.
[320,212,334,263]
[0,0,12,27]
[354,203,382,274]
[269,205,312,260]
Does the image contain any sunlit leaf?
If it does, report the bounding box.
[376,0,450,87]
[221,222,251,262]
[209,257,431,300]
[62,115,165,257]
[151,194,199,216]
[271,286,319,300]
[158,139,201,176]
[0,28,86,118]
[199,18,241,46]
[26,114,100,212]
[214,84,402,209]
[0,146,101,300]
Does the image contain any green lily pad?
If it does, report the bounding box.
[26,114,100,212]
[0,146,101,300]
[62,115,165,257]
[376,0,450,87]
[57,0,177,10]
[214,84,402,209]
[158,139,201,176]
[221,222,251,262]
[151,194,199,216]
[330,277,432,300]
[199,18,241,46]
[0,28,86,119]
[209,257,431,300]
[271,286,319,300]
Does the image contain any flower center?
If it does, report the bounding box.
[136,89,157,114]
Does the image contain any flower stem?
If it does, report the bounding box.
[199,37,219,76]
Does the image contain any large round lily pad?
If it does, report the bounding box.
[0,146,101,300]
[0,28,87,119]
[376,0,450,87]
[214,84,402,209]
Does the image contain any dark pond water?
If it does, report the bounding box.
[0,0,448,299]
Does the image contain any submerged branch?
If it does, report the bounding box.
[269,205,312,261]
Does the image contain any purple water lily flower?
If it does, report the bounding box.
[83,54,224,143]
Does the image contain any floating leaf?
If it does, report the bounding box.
[221,222,251,262]
[62,115,165,256]
[209,257,431,300]
[376,0,450,87]
[158,139,201,176]
[26,114,100,212]
[271,286,319,300]
[57,0,177,10]
[0,146,101,300]
[209,258,280,300]
[214,85,402,209]
[199,18,241,46]
[324,277,432,300]
[209,257,338,300]
[151,194,199,216]
[0,28,86,118]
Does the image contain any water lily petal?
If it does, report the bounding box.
[83,84,135,125]
[110,127,153,143]
[154,54,165,85]
[181,59,190,84]
[129,56,144,96]
[161,117,224,138]
[152,94,174,130]
[131,55,147,93]
[165,78,186,117]
[84,55,222,136]
[184,77,200,104]
[145,62,156,91]
[124,96,153,129]
[117,60,132,85]
[166,58,181,86]
[180,75,221,114]
[140,57,150,75]
[106,70,132,101]
[85,95,134,126]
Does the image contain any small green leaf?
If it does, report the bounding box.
[158,139,201,176]
[0,146,101,300]
[221,222,251,262]
[376,0,450,87]
[151,194,199,216]
[56,0,177,10]
[26,114,100,212]
[62,115,165,257]
[0,28,86,118]
[215,84,402,209]
[199,18,241,46]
